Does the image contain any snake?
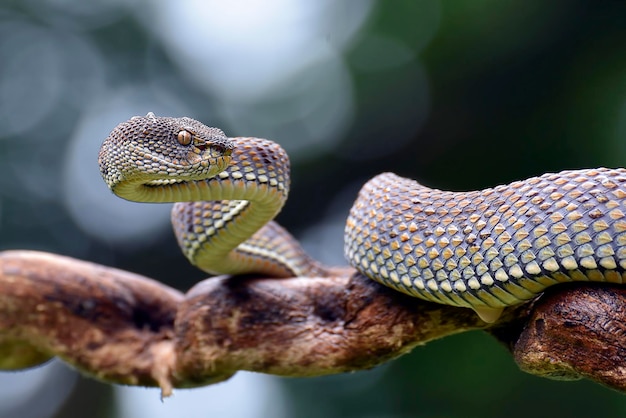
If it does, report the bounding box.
[99,113,626,323]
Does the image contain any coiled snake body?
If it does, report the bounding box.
[99,113,626,323]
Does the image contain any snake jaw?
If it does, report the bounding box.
[187,139,232,167]
[185,145,229,167]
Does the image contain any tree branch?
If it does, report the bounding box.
[510,284,626,391]
[1,250,625,397]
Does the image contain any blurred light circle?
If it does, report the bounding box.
[115,373,290,418]
[0,22,62,137]
[134,0,374,103]
[0,20,105,137]
[218,46,354,161]
[0,361,77,418]
[63,89,189,246]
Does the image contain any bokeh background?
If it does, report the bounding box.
[1,0,625,417]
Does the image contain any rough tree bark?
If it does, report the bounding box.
[1,250,625,397]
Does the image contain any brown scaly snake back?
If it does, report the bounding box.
[346,168,626,322]
[99,114,626,323]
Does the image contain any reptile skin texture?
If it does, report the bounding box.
[346,168,626,321]
[100,114,626,323]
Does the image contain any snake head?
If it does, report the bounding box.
[99,112,234,202]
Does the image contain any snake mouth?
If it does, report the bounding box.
[189,142,233,168]
[194,142,233,156]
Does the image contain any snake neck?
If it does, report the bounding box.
[166,137,298,276]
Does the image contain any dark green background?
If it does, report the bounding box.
[1,0,625,416]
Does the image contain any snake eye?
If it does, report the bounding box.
[177,130,192,146]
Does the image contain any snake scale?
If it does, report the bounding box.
[99,113,626,323]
